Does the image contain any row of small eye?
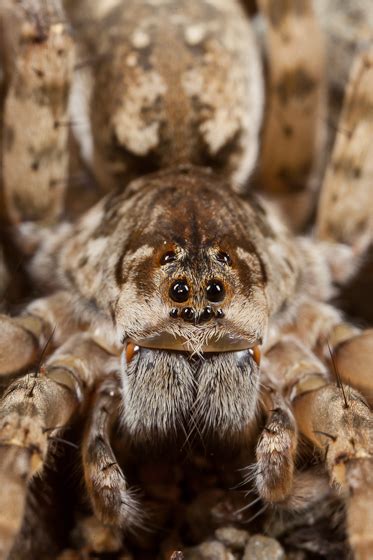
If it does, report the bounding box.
[160,250,232,266]
[169,306,225,320]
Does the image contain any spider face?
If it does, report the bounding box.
[152,241,239,348]
[57,166,286,355]
[117,182,269,438]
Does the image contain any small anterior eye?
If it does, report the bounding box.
[200,306,213,322]
[170,280,189,302]
[216,251,232,265]
[206,280,225,302]
[160,251,176,265]
[181,307,195,321]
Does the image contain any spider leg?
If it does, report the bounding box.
[0,332,113,474]
[293,384,373,560]
[288,299,373,406]
[257,0,326,230]
[253,335,327,504]
[264,334,329,398]
[316,48,373,255]
[0,34,7,223]
[1,0,75,224]
[258,332,373,557]
[268,335,373,559]
[329,324,373,407]
[0,291,79,376]
[82,373,143,531]
[291,299,344,350]
[0,446,31,559]
[255,392,297,504]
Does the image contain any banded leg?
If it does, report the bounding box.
[82,373,143,530]
[255,392,297,504]
[290,299,373,406]
[0,446,31,559]
[0,291,79,377]
[329,325,373,407]
[0,333,114,474]
[259,332,372,560]
[293,385,372,560]
[290,299,344,352]
[257,0,326,230]
[264,335,372,558]
[316,48,373,254]
[254,335,328,505]
[1,0,75,224]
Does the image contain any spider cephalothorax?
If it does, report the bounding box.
[36,165,302,356]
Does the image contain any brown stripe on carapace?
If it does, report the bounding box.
[132,254,157,297]
[235,251,268,298]
[115,247,128,286]
[92,197,124,239]
[246,195,276,239]
[216,197,269,288]
[108,167,272,291]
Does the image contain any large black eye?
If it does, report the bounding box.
[160,251,176,265]
[169,280,189,302]
[206,280,225,302]
[216,251,232,266]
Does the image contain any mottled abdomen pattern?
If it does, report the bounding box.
[68,0,263,191]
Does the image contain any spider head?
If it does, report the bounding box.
[108,166,276,355]
[58,165,298,354]
[123,240,264,354]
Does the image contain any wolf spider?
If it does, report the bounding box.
[0,1,372,559]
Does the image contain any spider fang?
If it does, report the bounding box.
[125,341,140,364]
[249,345,261,366]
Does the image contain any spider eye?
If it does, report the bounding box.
[216,251,232,266]
[181,307,195,321]
[200,306,213,322]
[169,280,189,302]
[160,251,176,265]
[206,280,225,302]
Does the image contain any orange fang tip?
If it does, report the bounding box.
[125,341,140,364]
[249,345,261,366]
